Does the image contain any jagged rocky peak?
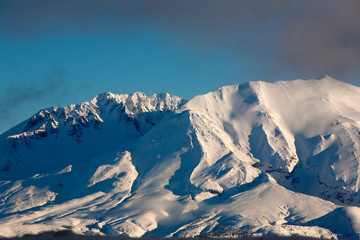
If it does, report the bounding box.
[93,91,186,114]
[5,91,185,141]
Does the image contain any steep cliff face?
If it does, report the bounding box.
[0,77,360,239]
[184,78,360,206]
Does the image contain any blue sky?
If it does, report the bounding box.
[0,32,253,134]
[0,0,360,134]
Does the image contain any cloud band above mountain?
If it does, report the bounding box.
[1,0,360,82]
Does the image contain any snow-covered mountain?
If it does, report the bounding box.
[0,76,360,239]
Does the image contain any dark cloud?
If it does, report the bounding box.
[272,1,360,81]
[0,0,359,82]
[0,70,68,123]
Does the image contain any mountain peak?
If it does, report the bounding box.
[1,91,186,150]
[92,91,185,111]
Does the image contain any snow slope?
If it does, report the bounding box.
[0,77,360,239]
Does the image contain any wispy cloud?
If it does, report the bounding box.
[0,0,359,82]
[0,70,68,123]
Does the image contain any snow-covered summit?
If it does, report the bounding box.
[0,77,360,239]
[4,91,185,140]
[93,91,184,112]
